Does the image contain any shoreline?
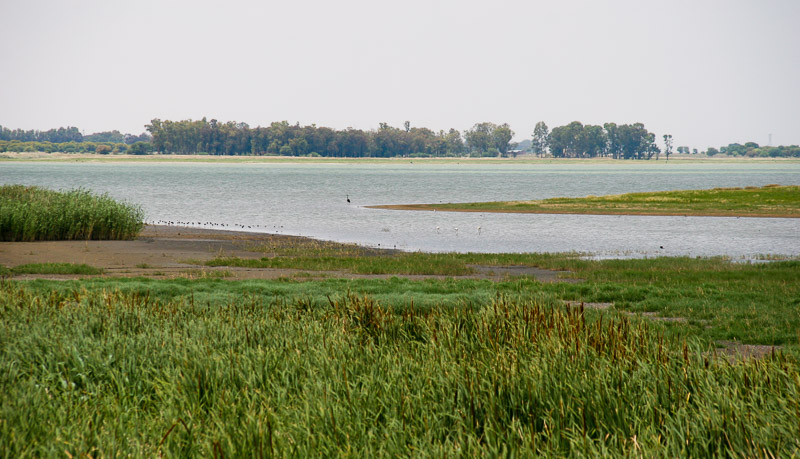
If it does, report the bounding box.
[2,151,799,164]
[0,225,569,282]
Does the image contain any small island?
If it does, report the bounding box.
[370,185,800,218]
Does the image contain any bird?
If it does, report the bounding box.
[477,225,482,235]
[435,226,440,234]
[346,195,351,203]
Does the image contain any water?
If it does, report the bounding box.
[2,160,799,258]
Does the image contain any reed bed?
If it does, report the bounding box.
[0,185,144,241]
[1,282,798,457]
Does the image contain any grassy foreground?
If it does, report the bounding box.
[2,253,800,456]
[0,185,144,241]
[371,185,800,218]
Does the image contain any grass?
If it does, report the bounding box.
[5,263,103,275]
[0,184,144,241]
[205,253,475,276]
[2,228,798,455]
[199,253,800,346]
[1,279,799,456]
[371,185,800,218]
[205,237,584,276]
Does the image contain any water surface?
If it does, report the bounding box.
[2,161,798,258]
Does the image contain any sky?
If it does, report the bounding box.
[1,0,798,149]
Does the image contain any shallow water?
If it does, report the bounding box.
[2,161,799,258]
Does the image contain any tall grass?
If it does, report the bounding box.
[0,185,144,241]
[1,282,798,456]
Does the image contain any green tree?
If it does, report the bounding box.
[127,141,153,155]
[578,125,607,157]
[531,121,549,157]
[549,121,583,157]
[492,123,514,156]
[465,122,494,156]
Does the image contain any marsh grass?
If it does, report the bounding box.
[7,263,103,275]
[207,252,474,276]
[0,185,144,241]
[200,254,800,346]
[1,282,798,456]
[376,185,800,217]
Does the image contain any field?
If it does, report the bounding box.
[372,185,800,218]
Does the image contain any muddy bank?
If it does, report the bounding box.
[0,225,573,282]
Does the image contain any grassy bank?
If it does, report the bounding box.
[1,278,799,456]
[193,252,800,346]
[371,185,800,218]
[0,185,144,241]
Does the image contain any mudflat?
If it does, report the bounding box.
[0,225,568,282]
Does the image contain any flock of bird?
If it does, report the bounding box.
[150,220,284,231]
[150,196,484,236]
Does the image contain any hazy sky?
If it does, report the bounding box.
[1,0,798,149]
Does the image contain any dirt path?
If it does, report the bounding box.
[0,225,574,282]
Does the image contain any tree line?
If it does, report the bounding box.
[530,121,662,159]
[2,120,799,158]
[0,126,150,144]
[144,118,518,157]
[706,142,800,159]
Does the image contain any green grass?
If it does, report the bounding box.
[7,263,103,275]
[200,253,800,346]
[205,252,476,276]
[2,249,799,456]
[372,185,800,218]
[0,185,144,241]
[1,279,799,456]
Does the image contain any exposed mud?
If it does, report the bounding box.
[0,225,574,282]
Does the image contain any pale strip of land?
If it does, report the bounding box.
[2,151,799,164]
[369,185,800,218]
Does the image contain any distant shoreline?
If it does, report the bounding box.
[2,151,799,164]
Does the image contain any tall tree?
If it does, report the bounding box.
[531,121,549,157]
[662,134,673,161]
[492,123,514,156]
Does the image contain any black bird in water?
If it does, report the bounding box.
[346,195,351,203]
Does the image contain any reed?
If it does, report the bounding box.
[1,282,798,456]
[0,185,144,241]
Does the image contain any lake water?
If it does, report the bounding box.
[2,161,799,258]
